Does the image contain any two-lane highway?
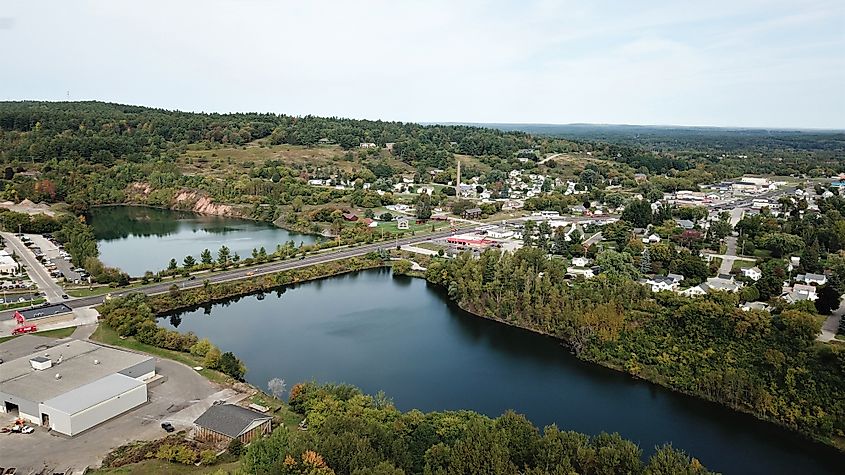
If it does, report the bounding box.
[0,229,460,319]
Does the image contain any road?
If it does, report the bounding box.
[718,236,739,275]
[2,231,65,303]
[818,297,844,342]
[0,228,459,320]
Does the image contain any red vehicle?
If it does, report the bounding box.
[11,310,37,335]
[12,324,37,335]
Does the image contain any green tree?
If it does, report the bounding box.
[596,249,640,280]
[217,245,231,266]
[621,199,653,228]
[168,258,177,271]
[183,255,197,268]
[416,192,432,220]
[200,248,213,265]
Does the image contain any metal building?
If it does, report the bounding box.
[0,339,154,436]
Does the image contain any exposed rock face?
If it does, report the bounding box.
[126,182,237,217]
[173,190,235,216]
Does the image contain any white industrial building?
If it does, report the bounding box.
[0,249,19,275]
[0,339,154,436]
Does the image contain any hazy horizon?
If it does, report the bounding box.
[2,1,843,129]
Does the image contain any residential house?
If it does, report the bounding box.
[680,284,708,297]
[342,213,358,221]
[676,219,695,230]
[571,256,591,268]
[704,276,741,293]
[193,403,272,445]
[641,274,685,292]
[359,142,377,148]
[795,273,827,286]
[741,266,762,281]
[642,233,661,244]
[397,217,409,230]
[566,267,595,279]
[741,301,772,312]
[782,284,818,303]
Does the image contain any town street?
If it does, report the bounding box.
[2,231,65,303]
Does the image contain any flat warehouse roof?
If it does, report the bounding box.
[17,304,73,320]
[0,339,152,404]
[42,373,144,415]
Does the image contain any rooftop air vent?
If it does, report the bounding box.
[30,356,52,371]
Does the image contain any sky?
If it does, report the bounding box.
[1,0,843,129]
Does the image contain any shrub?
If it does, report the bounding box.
[200,449,217,465]
[227,438,243,457]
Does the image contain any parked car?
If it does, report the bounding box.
[161,422,175,432]
[61,294,69,299]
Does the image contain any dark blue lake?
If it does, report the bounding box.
[161,268,844,474]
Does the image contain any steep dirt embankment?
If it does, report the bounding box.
[172,190,235,216]
[126,182,239,217]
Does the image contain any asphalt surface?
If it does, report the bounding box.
[0,229,458,320]
[2,231,65,303]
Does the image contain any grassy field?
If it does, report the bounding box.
[732,260,757,271]
[90,459,240,475]
[0,298,46,311]
[66,282,149,298]
[179,143,414,179]
[90,324,231,385]
[0,325,76,344]
[415,242,448,252]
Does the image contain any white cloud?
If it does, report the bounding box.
[0,0,842,128]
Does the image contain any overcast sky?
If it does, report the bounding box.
[2,0,843,129]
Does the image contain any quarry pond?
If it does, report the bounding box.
[159,268,845,475]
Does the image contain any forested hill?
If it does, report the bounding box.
[0,101,583,168]
[445,122,845,154]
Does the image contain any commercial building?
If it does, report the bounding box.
[0,339,154,436]
[0,249,19,275]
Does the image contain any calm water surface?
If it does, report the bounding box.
[161,269,844,475]
[89,206,317,276]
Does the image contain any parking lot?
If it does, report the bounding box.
[0,341,225,472]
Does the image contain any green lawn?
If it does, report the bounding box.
[66,282,148,298]
[415,242,447,252]
[732,260,757,270]
[0,298,46,311]
[90,324,231,385]
[0,325,76,344]
[90,459,240,475]
[753,249,773,258]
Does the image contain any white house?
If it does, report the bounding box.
[567,267,594,279]
[642,233,661,244]
[680,284,708,297]
[641,274,685,293]
[741,266,762,281]
[359,142,377,148]
[397,218,409,230]
[782,284,818,303]
[795,273,827,286]
[571,257,591,268]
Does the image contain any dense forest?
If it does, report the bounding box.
[239,382,712,475]
[480,123,845,155]
[424,248,845,446]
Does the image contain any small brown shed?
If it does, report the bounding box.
[193,403,272,445]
